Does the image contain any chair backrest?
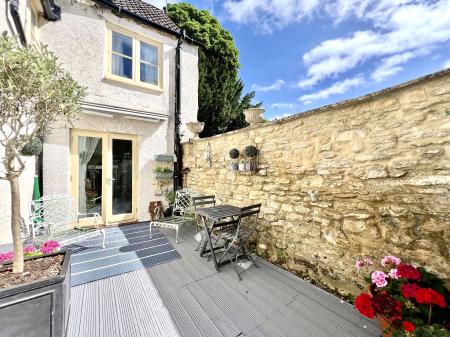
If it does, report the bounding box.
[192,195,216,210]
[237,203,262,238]
[173,188,198,215]
[30,196,78,237]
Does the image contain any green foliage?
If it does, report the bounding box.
[20,138,43,156]
[414,325,450,337]
[153,166,173,174]
[165,191,176,205]
[167,3,261,137]
[229,148,240,159]
[244,145,258,158]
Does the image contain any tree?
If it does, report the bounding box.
[0,37,85,273]
[167,3,261,137]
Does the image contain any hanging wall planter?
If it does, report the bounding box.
[229,148,240,171]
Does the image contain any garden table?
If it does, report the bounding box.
[196,205,242,272]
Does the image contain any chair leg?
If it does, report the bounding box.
[176,226,179,244]
[234,251,242,281]
[244,243,258,268]
[100,229,106,249]
[149,222,153,237]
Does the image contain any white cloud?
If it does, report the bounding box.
[271,102,299,109]
[444,59,450,69]
[299,75,364,103]
[251,79,285,92]
[145,0,178,9]
[371,50,428,82]
[298,0,450,87]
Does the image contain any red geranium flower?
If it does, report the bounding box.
[414,288,446,308]
[372,292,403,321]
[402,321,415,332]
[355,293,375,319]
[401,283,420,299]
[396,264,421,281]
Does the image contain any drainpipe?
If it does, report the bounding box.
[8,0,27,45]
[174,30,184,191]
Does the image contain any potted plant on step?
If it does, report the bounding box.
[354,256,450,337]
[0,37,85,337]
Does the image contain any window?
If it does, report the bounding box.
[106,25,163,90]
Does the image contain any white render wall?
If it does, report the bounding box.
[44,113,172,222]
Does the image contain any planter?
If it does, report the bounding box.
[243,108,265,125]
[186,121,205,139]
[0,250,72,337]
[377,315,394,337]
[229,161,239,171]
[154,172,174,180]
[154,154,174,162]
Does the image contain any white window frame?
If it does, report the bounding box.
[104,23,163,91]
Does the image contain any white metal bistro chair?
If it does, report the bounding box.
[30,196,106,248]
[149,188,197,243]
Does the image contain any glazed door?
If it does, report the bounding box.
[71,130,138,226]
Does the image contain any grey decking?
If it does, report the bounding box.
[67,224,380,337]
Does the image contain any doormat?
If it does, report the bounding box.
[67,222,181,287]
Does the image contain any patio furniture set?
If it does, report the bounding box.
[150,189,262,279]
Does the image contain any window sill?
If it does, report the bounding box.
[103,74,164,93]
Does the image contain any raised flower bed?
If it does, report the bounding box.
[0,241,71,337]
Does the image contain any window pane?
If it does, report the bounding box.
[140,42,158,65]
[112,31,133,57]
[140,63,158,85]
[112,54,133,79]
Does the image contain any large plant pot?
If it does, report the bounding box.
[377,315,394,337]
[0,250,72,337]
[243,108,265,125]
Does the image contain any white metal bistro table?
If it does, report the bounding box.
[196,205,242,272]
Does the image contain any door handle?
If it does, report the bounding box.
[108,178,116,184]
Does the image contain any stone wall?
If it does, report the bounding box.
[182,70,450,296]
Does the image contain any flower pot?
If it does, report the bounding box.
[186,121,205,139]
[154,172,174,180]
[238,161,246,171]
[377,315,394,337]
[243,108,265,126]
[0,250,72,337]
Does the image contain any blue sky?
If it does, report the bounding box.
[151,0,450,120]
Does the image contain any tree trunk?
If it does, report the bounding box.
[9,175,24,273]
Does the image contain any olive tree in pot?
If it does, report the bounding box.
[244,145,258,171]
[0,36,85,337]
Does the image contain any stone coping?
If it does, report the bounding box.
[183,68,450,144]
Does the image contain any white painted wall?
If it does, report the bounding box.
[0,0,199,242]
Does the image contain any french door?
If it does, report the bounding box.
[71,130,138,226]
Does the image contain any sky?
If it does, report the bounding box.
[149,0,450,120]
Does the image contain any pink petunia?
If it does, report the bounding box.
[388,268,399,279]
[23,246,36,254]
[0,251,14,263]
[371,271,388,288]
[40,240,61,254]
[381,255,401,267]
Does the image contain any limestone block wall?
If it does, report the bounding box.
[182,70,450,296]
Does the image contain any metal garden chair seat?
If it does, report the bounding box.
[217,203,262,280]
[30,196,106,248]
[150,188,197,243]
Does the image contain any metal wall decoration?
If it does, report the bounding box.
[204,142,213,167]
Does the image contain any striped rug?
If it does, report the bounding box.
[67,222,181,287]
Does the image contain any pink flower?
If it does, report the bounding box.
[371,271,388,288]
[0,251,14,263]
[40,240,61,254]
[23,246,36,254]
[388,268,399,279]
[381,255,401,267]
[355,257,373,270]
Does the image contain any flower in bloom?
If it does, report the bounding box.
[372,292,403,321]
[40,240,61,254]
[354,293,375,319]
[23,246,36,254]
[371,271,388,288]
[388,268,399,279]
[355,257,373,270]
[402,321,415,332]
[381,255,401,267]
[414,288,446,308]
[396,264,421,281]
[0,251,14,263]
[401,283,420,299]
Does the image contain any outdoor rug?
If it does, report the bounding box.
[66,222,181,287]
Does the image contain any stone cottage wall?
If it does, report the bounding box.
[182,70,450,296]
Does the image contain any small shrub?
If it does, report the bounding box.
[229,148,240,159]
[244,145,258,158]
[20,138,43,156]
[165,191,176,205]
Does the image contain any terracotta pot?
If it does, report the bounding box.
[377,315,394,337]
